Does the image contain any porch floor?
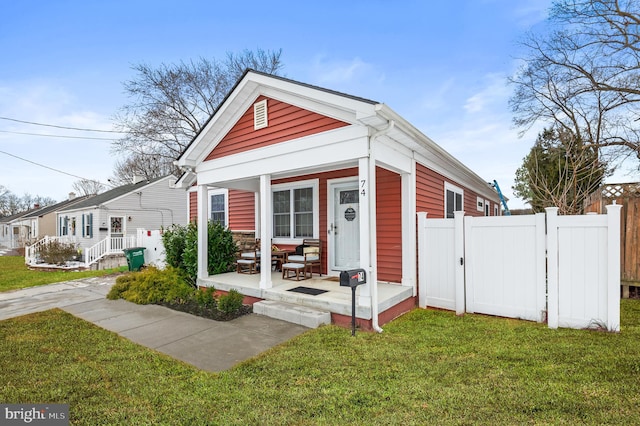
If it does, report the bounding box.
[198,272,414,320]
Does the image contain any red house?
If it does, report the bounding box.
[175,70,500,330]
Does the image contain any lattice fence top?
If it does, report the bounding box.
[599,183,640,199]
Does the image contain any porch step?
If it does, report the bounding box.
[253,300,331,329]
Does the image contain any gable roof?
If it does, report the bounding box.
[0,209,33,224]
[174,70,500,201]
[58,176,169,212]
[22,195,94,219]
[176,69,377,164]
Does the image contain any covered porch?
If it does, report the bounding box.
[199,271,414,325]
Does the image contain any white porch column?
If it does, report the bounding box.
[401,163,416,293]
[358,157,372,309]
[197,184,208,281]
[259,174,272,289]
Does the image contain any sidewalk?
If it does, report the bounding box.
[0,276,309,372]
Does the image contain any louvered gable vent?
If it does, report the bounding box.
[253,99,268,130]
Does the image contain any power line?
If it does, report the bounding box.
[0,130,116,140]
[0,149,108,185]
[0,116,125,133]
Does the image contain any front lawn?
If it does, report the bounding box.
[0,256,127,292]
[2,300,640,425]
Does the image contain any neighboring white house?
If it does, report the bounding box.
[55,175,188,255]
[8,194,93,248]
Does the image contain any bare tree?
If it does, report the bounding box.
[71,179,106,196]
[510,0,640,168]
[0,188,56,217]
[109,153,175,186]
[111,49,284,181]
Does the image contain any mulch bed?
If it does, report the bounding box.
[157,300,253,321]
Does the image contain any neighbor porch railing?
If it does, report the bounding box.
[84,236,137,267]
[24,235,79,265]
[25,235,137,268]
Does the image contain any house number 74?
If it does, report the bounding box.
[360,179,366,196]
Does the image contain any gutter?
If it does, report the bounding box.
[368,118,395,333]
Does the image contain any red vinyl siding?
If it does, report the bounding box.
[228,190,255,231]
[416,164,446,218]
[188,191,197,223]
[376,167,402,283]
[205,96,349,160]
[416,163,488,218]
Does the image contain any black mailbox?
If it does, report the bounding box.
[340,269,366,288]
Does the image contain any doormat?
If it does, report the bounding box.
[324,276,340,282]
[287,286,328,296]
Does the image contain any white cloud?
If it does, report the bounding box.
[309,55,385,87]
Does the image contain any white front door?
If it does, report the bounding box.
[109,216,125,250]
[329,180,360,272]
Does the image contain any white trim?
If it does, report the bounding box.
[444,182,464,219]
[476,196,484,212]
[209,188,229,227]
[271,178,319,245]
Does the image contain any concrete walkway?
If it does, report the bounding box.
[0,276,309,372]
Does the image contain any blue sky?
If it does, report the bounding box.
[0,0,559,209]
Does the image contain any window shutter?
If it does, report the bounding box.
[253,99,268,130]
[82,215,85,237]
[89,213,93,238]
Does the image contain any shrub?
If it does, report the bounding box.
[195,286,217,308]
[161,224,188,271]
[39,240,78,265]
[218,289,244,314]
[106,267,193,305]
[162,221,237,285]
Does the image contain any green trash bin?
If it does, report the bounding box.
[123,247,146,271]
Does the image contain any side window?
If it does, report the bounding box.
[445,183,463,219]
[210,193,226,227]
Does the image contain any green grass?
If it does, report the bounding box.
[2,301,640,425]
[0,256,127,293]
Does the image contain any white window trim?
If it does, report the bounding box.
[444,182,464,218]
[476,196,484,212]
[209,188,229,227]
[271,178,319,245]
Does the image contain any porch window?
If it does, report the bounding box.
[272,180,318,240]
[445,183,463,219]
[210,193,226,226]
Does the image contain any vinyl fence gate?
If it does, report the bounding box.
[417,206,622,331]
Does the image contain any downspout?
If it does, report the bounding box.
[368,119,395,333]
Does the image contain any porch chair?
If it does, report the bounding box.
[285,238,322,277]
[236,239,260,274]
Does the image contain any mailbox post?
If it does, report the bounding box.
[340,269,367,336]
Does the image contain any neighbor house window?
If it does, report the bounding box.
[210,193,226,226]
[445,183,464,219]
[82,213,93,238]
[60,216,69,236]
[272,180,318,240]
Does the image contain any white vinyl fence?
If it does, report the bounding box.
[417,205,622,331]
